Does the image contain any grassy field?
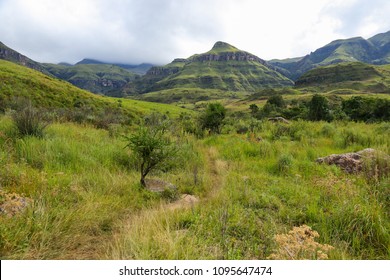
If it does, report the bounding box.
[1,113,389,259]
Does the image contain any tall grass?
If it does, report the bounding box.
[1,115,389,259]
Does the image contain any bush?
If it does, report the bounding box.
[199,103,226,134]
[11,100,48,137]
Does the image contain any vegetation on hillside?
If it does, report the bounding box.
[269,31,390,80]
[249,93,390,122]
[0,59,189,125]
[43,63,137,96]
[1,43,389,261]
[124,41,293,95]
[1,106,389,259]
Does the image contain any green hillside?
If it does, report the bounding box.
[124,42,293,96]
[0,59,188,117]
[0,41,51,76]
[270,31,390,80]
[43,63,138,96]
[295,62,390,94]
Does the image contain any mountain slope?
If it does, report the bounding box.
[269,31,390,80]
[76,59,153,75]
[0,59,188,117]
[124,41,293,95]
[43,63,138,96]
[0,41,51,76]
[295,62,390,94]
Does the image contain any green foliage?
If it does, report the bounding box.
[342,96,390,121]
[200,103,227,134]
[125,121,177,187]
[267,94,286,108]
[308,94,332,121]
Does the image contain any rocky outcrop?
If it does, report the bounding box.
[191,51,268,64]
[0,41,51,75]
[316,148,389,174]
[146,66,182,76]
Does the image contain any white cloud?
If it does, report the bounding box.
[0,0,389,64]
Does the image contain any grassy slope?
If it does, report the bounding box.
[295,62,390,94]
[43,63,137,95]
[156,60,292,91]
[2,116,388,259]
[125,42,293,97]
[0,59,188,117]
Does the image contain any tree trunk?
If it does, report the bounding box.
[140,175,146,188]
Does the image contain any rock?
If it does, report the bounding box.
[316,148,388,174]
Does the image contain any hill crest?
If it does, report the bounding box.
[124,41,293,94]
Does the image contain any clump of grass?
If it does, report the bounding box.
[268,225,334,260]
[276,154,293,174]
[361,150,390,183]
[11,100,48,138]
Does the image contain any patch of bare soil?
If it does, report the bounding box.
[144,178,177,192]
[167,194,199,210]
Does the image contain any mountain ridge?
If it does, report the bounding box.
[269,31,390,80]
[124,41,293,95]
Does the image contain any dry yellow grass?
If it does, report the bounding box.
[268,225,334,260]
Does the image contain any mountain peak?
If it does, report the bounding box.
[210,41,239,53]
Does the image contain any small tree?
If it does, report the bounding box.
[200,102,226,134]
[249,104,259,117]
[267,94,286,108]
[308,94,331,121]
[125,124,176,187]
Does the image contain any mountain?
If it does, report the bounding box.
[295,62,390,94]
[0,41,51,76]
[124,41,293,95]
[76,58,153,75]
[43,63,138,96]
[0,59,187,117]
[0,58,121,110]
[269,31,390,80]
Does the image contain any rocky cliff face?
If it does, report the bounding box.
[124,41,293,95]
[0,42,51,75]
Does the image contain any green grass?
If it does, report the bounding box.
[0,59,190,118]
[1,115,389,260]
[108,120,389,260]
[295,62,390,94]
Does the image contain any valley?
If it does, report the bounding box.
[0,31,390,260]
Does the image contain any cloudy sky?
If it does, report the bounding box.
[1,0,389,65]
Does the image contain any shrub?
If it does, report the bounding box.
[308,94,332,121]
[199,103,226,134]
[124,123,177,187]
[11,100,48,137]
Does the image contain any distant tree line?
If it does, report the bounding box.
[250,94,390,122]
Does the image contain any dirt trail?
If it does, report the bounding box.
[104,146,228,259]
